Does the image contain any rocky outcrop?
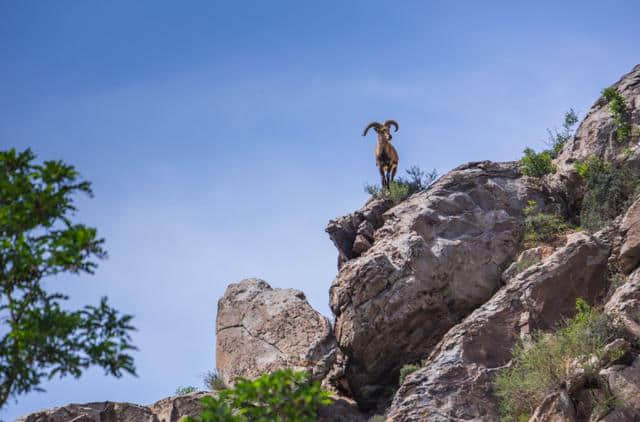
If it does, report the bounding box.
[387,232,609,421]
[328,161,550,407]
[16,392,212,422]
[605,268,640,338]
[216,278,336,387]
[18,392,365,422]
[600,357,640,413]
[326,198,392,269]
[550,64,640,210]
[619,197,640,273]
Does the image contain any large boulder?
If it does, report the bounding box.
[387,232,609,421]
[328,161,551,407]
[550,64,640,210]
[16,392,212,422]
[216,278,336,387]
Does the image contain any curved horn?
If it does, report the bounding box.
[384,120,399,132]
[362,122,382,137]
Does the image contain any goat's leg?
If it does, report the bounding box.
[379,166,387,188]
[390,164,398,185]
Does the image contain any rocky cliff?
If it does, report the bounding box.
[19,65,640,422]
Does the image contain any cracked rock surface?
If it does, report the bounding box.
[216,278,336,387]
[387,232,609,421]
[328,161,551,407]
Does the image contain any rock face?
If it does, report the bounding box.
[216,278,336,387]
[600,358,640,413]
[328,161,550,407]
[387,232,609,421]
[551,64,640,210]
[16,392,212,422]
[606,267,640,339]
[619,197,640,273]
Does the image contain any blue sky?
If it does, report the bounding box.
[1,1,639,420]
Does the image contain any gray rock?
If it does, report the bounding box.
[216,278,336,387]
[605,267,640,338]
[600,357,640,411]
[150,392,213,422]
[595,407,640,422]
[329,161,549,407]
[599,338,632,368]
[387,232,609,421]
[528,390,576,422]
[620,196,640,273]
[352,234,373,255]
[326,198,393,269]
[16,392,212,422]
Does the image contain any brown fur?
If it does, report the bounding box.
[362,120,399,188]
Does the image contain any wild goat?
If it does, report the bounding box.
[362,120,399,188]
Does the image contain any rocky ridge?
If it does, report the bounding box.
[18,65,640,422]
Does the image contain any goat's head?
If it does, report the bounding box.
[362,120,399,142]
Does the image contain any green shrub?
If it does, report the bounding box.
[520,148,555,177]
[183,369,332,422]
[522,200,571,246]
[175,386,198,395]
[365,166,437,204]
[546,108,579,157]
[494,299,617,422]
[203,370,227,391]
[515,256,541,273]
[369,415,387,422]
[576,156,640,232]
[398,363,421,385]
[602,87,632,143]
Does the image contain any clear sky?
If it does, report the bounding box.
[1,0,639,420]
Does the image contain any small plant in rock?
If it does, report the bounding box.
[602,87,632,143]
[520,148,555,178]
[365,166,437,204]
[494,299,618,422]
[369,415,387,422]
[515,256,541,273]
[545,108,579,157]
[175,386,198,395]
[398,363,421,385]
[183,368,332,422]
[203,369,227,391]
[575,155,640,232]
[522,200,572,246]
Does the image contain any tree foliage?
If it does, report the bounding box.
[184,369,332,422]
[519,148,555,178]
[0,148,136,408]
[546,108,578,157]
